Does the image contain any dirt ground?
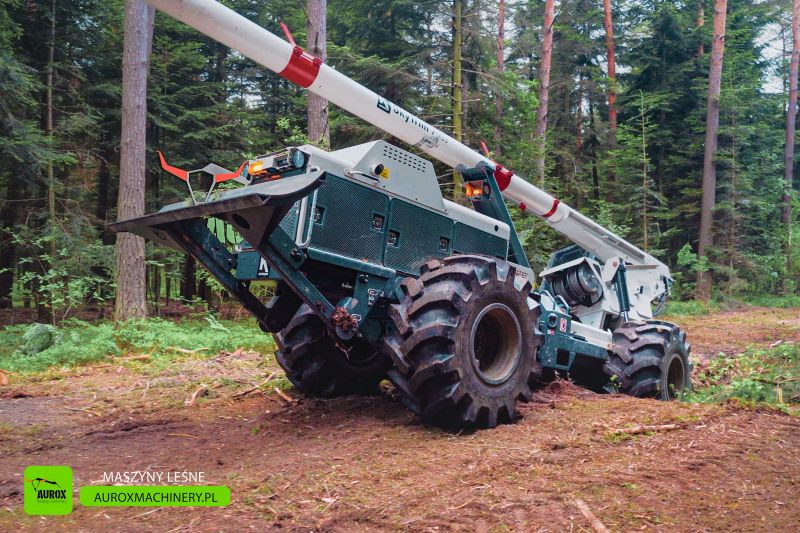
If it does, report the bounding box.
[1,307,798,532]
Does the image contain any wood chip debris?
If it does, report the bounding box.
[608,423,679,435]
[233,373,276,399]
[274,387,296,404]
[575,499,610,533]
[185,384,209,406]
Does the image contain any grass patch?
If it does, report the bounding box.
[741,294,800,309]
[0,316,275,373]
[686,342,800,415]
[664,294,800,317]
[663,300,720,316]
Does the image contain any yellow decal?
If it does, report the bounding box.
[379,166,390,179]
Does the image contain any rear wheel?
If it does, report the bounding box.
[605,320,692,399]
[274,305,389,397]
[383,255,543,428]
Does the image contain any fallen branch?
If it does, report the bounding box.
[167,433,199,440]
[575,499,610,533]
[233,373,276,399]
[141,380,151,400]
[185,384,209,406]
[274,387,296,404]
[63,406,101,417]
[755,376,800,386]
[608,423,679,435]
[167,347,209,355]
[119,354,152,362]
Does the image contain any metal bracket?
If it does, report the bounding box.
[464,164,531,270]
[161,218,270,328]
[254,226,337,329]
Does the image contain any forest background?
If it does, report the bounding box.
[1,0,798,323]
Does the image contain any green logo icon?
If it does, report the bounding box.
[23,466,73,515]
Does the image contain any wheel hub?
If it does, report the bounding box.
[666,354,685,399]
[469,303,522,385]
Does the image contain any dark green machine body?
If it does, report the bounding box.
[236,174,509,281]
[111,141,691,428]
[112,151,610,371]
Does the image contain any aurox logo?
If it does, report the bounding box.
[26,477,68,500]
[24,466,73,515]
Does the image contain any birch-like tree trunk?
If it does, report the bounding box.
[114,0,153,321]
[696,0,727,301]
[307,0,329,146]
[535,0,555,185]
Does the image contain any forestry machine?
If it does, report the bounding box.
[111,0,692,428]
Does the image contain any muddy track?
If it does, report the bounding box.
[0,308,798,532]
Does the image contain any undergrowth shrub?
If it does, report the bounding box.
[0,317,275,373]
[686,343,799,415]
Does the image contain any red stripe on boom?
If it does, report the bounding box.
[543,199,560,218]
[278,47,322,88]
[493,164,513,191]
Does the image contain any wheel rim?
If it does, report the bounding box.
[469,303,522,385]
[665,354,685,399]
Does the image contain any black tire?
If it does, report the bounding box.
[605,320,692,399]
[383,255,543,429]
[274,305,389,397]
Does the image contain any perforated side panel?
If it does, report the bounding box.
[453,222,508,259]
[381,144,428,173]
[309,175,388,263]
[385,199,454,275]
[279,201,300,239]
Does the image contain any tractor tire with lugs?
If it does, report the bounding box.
[274,304,388,397]
[383,255,543,428]
[605,320,692,399]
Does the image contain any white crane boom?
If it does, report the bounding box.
[145,0,668,277]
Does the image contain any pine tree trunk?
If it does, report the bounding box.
[452,0,464,199]
[181,257,196,301]
[603,0,617,200]
[114,0,152,321]
[535,0,555,185]
[495,0,504,156]
[696,0,727,301]
[307,0,329,146]
[783,1,799,227]
[0,172,21,309]
[697,1,705,57]
[603,0,617,135]
[46,0,56,260]
[783,0,799,288]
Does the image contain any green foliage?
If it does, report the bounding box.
[0,0,797,317]
[743,294,800,309]
[686,343,800,415]
[0,317,275,373]
[19,323,62,355]
[662,299,718,317]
